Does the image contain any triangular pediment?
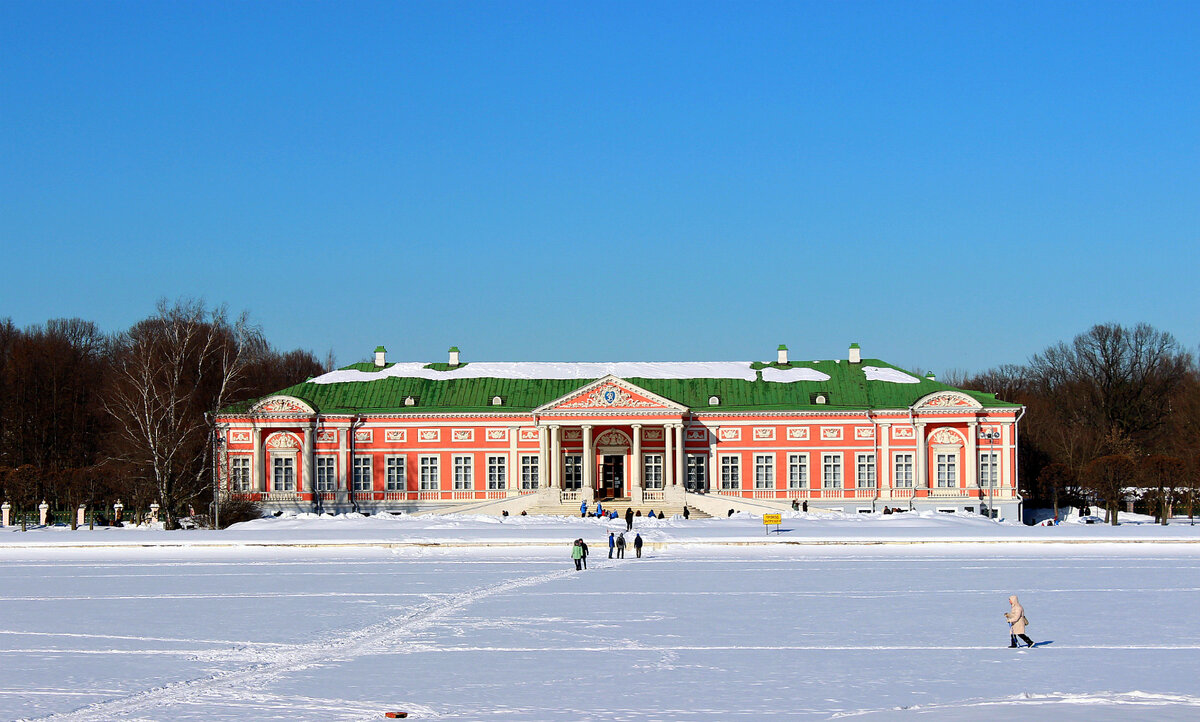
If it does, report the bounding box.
[535,376,687,414]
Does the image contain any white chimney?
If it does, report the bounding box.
[373,346,387,367]
[848,343,861,364]
[448,346,460,366]
[777,345,788,364]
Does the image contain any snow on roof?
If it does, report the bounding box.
[760,367,832,383]
[309,361,761,384]
[863,366,920,384]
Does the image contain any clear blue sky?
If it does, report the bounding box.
[2,1,1197,374]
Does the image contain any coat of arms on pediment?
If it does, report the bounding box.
[535,375,687,414]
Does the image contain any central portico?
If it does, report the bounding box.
[534,375,689,504]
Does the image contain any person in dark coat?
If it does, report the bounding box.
[616,532,626,558]
[579,538,589,569]
[682,506,690,520]
[608,531,615,558]
[634,533,643,558]
[802,500,808,513]
[625,508,634,531]
[792,499,799,511]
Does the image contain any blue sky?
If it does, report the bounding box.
[2,1,1197,374]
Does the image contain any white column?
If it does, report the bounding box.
[509,427,518,493]
[338,426,349,491]
[538,426,549,490]
[915,422,927,489]
[673,424,685,487]
[302,425,314,494]
[549,425,561,489]
[664,425,674,487]
[1000,421,1012,496]
[252,427,264,492]
[582,425,594,492]
[966,421,978,491]
[709,426,720,494]
[631,424,643,493]
[879,423,891,494]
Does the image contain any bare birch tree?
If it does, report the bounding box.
[103,299,261,528]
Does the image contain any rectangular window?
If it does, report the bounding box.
[352,456,372,492]
[720,455,740,490]
[754,454,774,489]
[936,453,957,487]
[419,456,439,490]
[894,453,914,488]
[272,456,295,491]
[563,454,583,491]
[856,453,876,488]
[822,453,842,489]
[644,454,664,489]
[787,454,807,489]
[686,454,706,490]
[386,456,406,491]
[487,455,506,490]
[230,457,251,492]
[520,455,539,490]
[453,455,473,490]
[979,452,999,488]
[315,456,336,491]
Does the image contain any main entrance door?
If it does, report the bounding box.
[600,455,625,499]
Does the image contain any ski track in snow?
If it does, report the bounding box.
[831,690,1200,717]
[24,565,578,721]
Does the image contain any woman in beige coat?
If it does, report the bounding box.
[1005,595,1035,648]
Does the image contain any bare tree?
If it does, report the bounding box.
[104,299,261,528]
[1037,462,1073,519]
[1083,455,1135,526]
[1141,455,1186,525]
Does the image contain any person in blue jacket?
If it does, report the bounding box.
[595,501,604,518]
[580,500,587,518]
[608,531,615,558]
[610,510,618,520]
[647,510,656,519]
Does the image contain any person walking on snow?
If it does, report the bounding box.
[683,506,690,520]
[608,531,615,558]
[579,538,589,569]
[625,507,634,531]
[580,500,588,518]
[571,539,583,571]
[634,533,643,558]
[616,532,626,558]
[1005,595,1035,648]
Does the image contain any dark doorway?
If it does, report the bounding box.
[601,455,625,499]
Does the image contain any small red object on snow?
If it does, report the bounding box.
[384,713,408,719]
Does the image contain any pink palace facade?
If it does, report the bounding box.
[215,344,1025,519]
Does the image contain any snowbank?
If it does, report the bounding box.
[310,361,760,384]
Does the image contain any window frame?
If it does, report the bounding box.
[486,454,507,490]
[894,453,914,488]
[754,453,774,490]
[979,452,999,488]
[315,455,337,492]
[787,453,808,490]
[822,453,842,489]
[644,453,664,490]
[520,454,539,490]
[352,455,373,492]
[385,455,406,492]
[272,455,296,492]
[935,452,958,488]
[719,454,740,491]
[856,452,876,488]
[419,455,440,491]
[229,456,251,492]
[452,454,474,491]
[563,454,583,491]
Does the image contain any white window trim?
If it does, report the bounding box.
[754,453,774,490]
[385,455,406,491]
[719,454,741,491]
[315,455,337,492]
[894,452,914,488]
[271,452,297,492]
[822,453,842,489]
[520,454,539,490]
[453,454,474,490]
[229,456,252,492]
[419,455,440,490]
[787,452,808,489]
[935,451,958,488]
[486,454,507,490]
[856,452,877,488]
[352,455,373,492]
[644,453,664,489]
[979,451,999,488]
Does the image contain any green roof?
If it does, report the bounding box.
[226,359,1020,415]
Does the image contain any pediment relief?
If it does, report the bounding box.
[913,391,981,411]
[536,376,686,414]
[249,395,315,415]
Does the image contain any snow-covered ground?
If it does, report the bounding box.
[3,515,1200,720]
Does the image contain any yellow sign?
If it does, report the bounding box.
[763,514,782,525]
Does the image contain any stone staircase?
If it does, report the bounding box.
[524,499,712,519]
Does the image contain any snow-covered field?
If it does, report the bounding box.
[3,514,1200,720]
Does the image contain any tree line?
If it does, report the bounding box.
[948,323,1200,525]
[0,299,326,529]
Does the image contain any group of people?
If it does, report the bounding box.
[579,503,679,528]
[569,532,646,568]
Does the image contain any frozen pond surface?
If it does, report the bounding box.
[3,543,1200,720]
